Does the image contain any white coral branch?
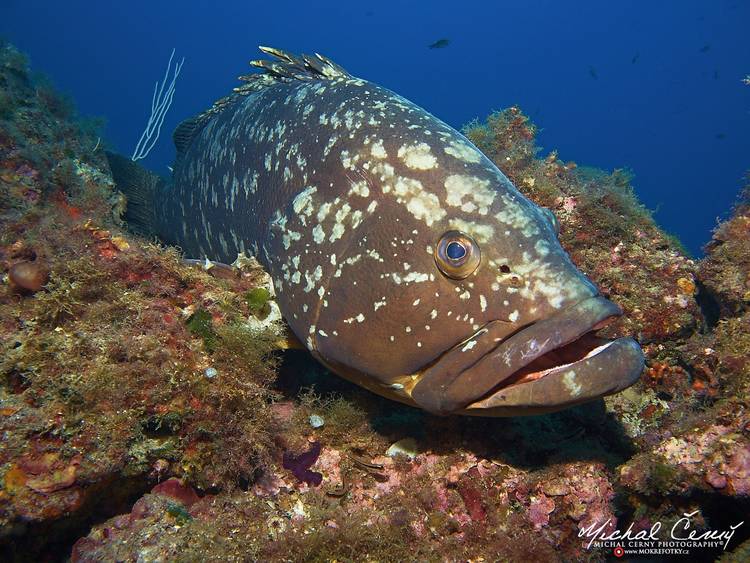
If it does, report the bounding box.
[131,48,185,161]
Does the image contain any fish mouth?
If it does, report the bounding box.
[410,295,645,416]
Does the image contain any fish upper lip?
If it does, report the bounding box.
[410,295,626,415]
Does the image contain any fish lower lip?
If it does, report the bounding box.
[465,337,644,414]
[488,332,614,391]
[411,295,626,415]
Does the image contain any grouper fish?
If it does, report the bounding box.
[108,47,645,416]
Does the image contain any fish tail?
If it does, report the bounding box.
[105,151,166,238]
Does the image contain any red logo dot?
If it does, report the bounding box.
[614,546,624,558]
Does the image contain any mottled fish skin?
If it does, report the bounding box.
[154,48,644,416]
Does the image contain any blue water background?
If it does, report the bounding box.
[2,0,749,255]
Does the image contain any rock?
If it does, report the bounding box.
[151,478,200,507]
[386,438,420,459]
[8,260,48,293]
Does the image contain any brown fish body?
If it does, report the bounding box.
[113,48,645,416]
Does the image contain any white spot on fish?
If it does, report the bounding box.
[317,202,332,222]
[563,371,582,396]
[371,139,387,159]
[312,224,325,244]
[348,180,370,198]
[535,239,550,257]
[444,174,495,215]
[448,218,495,244]
[329,223,345,242]
[292,186,317,217]
[444,139,482,163]
[303,265,323,292]
[494,199,540,238]
[397,142,437,170]
[403,272,429,283]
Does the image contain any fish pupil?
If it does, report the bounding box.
[446,241,466,260]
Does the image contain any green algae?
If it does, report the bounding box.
[143,412,183,436]
[166,501,192,524]
[245,286,272,318]
[297,389,370,447]
[186,309,218,352]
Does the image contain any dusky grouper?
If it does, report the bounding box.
[108,47,644,416]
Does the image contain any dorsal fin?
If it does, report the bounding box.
[172,47,351,156]
[253,46,350,80]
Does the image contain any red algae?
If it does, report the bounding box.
[455,466,487,523]
[282,441,323,486]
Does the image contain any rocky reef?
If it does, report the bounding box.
[1,41,749,561]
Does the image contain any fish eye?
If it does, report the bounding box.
[446,241,466,260]
[435,231,481,279]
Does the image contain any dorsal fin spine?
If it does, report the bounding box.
[172,46,352,156]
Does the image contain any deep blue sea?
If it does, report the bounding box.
[2,0,748,255]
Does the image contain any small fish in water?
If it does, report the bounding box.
[428,38,451,49]
[588,66,598,80]
[631,52,640,64]
[699,44,711,53]
[108,47,644,416]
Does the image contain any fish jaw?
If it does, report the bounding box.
[408,295,644,415]
[461,337,644,416]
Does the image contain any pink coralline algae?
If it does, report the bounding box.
[282,441,323,486]
[151,478,201,507]
[527,494,556,529]
[252,470,290,497]
[725,446,750,495]
[505,461,618,539]
[560,196,578,213]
